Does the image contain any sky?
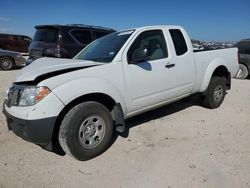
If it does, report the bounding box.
[0,0,250,42]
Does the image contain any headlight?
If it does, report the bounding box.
[19,86,51,106]
[5,83,13,100]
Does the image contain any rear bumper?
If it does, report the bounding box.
[3,103,56,146]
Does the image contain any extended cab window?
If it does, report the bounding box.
[70,29,92,45]
[127,30,168,63]
[169,29,188,56]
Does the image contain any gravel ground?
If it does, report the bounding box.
[0,70,249,188]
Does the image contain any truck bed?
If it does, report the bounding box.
[193,47,239,92]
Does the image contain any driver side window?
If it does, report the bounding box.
[127,30,168,63]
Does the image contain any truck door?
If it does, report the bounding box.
[122,29,195,113]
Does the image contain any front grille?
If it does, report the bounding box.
[5,84,25,107]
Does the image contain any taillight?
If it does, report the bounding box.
[45,45,66,58]
[237,50,240,64]
[54,45,61,58]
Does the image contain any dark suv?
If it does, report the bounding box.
[27,24,115,64]
[234,39,250,79]
[0,33,32,53]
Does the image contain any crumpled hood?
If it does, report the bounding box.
[16,57,104,82]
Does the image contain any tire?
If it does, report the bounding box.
[202,76,226,109]
[0,57,14,70]
[235,64,248,79]
[59,101,114,161]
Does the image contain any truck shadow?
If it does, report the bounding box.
[119,94,203,138]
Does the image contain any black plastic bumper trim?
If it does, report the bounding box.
[2,104,56,146]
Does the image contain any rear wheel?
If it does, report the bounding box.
[202,76,226,109]
[59,101,114,161]
[236,64,248,79]
[0,57,14,70]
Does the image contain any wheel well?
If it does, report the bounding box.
[63,93,116,112]
[212,65,230,89]
[51,93,117,150]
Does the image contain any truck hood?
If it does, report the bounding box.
[16,57,104,82]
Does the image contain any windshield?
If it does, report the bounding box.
[75,30,134,63]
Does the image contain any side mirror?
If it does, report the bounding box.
[132,48,150,63]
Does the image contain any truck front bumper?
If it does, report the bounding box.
[2,90,65,148]
[3,104,57,146]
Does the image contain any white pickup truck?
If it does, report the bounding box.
[3,25,238,160]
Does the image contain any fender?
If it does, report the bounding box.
[47,77,128,115]
[199,57,229,92]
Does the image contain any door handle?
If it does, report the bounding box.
[165,63,175,68]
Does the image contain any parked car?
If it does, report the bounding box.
[3,25,239,160]
[0,50,26,70]
[0,33,32,54]
[27,24,116,65]
[234,39,250,79]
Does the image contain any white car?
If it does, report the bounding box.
[3,25,239,160]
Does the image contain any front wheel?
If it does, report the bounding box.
[202,76,226,109]
[59,101,114,161]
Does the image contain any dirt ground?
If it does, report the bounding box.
[0,70,249,188]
